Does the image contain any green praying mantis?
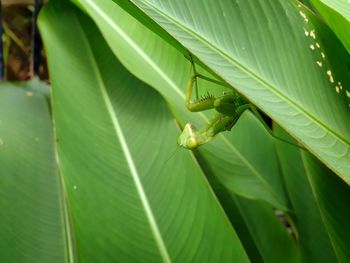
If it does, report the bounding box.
[177,55,303,150]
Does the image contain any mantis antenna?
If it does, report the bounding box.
[164,146,181,165]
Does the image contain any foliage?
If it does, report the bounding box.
[1,0,350,262]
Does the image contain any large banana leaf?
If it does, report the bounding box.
[0,81,70,262]
[110,0,350,183]
[310,0,350,54]
[275,125,350,262]
[71,1,301,261]
[38,1,249,261]
[71,0,289,210]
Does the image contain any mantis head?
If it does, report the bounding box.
[177,123,200,150]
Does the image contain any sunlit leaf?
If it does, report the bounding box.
[111,0,350,182]
[309,0,350,54]
[39,1,249,261]
[71,0,289,210]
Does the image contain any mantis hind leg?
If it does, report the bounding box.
[248,104,306,151]
[188,54,199,100]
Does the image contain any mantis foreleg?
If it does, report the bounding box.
[179,54,305,151]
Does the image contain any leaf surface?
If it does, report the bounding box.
[0,81,70,262]
[112,0,350,182]
[72,0,289,210]
[309,0,350,54]
[275,125,350,262]
[39,2,249,262]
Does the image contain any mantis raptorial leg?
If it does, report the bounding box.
[178,55,305,151]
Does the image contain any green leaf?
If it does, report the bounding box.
[70,2,303,260]
[0,81,70,262]
[205,180,264,263]
[309,0,350,54]
[316,0,350,19]
[204,174,300,263]
[275,125,350,262]
[232,198,299,263]
[71,0,289,210]
[39,1,249,261]
[303,155,350,262]
[111,0,350,183]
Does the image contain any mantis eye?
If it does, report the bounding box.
[178,123,199,149]
[186,137,198,149]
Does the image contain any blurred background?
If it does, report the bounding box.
[1,0,47,81]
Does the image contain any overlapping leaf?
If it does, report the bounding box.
[310,0,350,54]
[314,0,350,20]
[71,0,289,210]
[38,1,249,261]
[110,0,350,183]
[69,1,303,261]
[275,125,350,262]
[203,173,300,263]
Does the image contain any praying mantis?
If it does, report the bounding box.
[178,55,303,150]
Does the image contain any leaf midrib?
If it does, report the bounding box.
[80,4,171,261]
